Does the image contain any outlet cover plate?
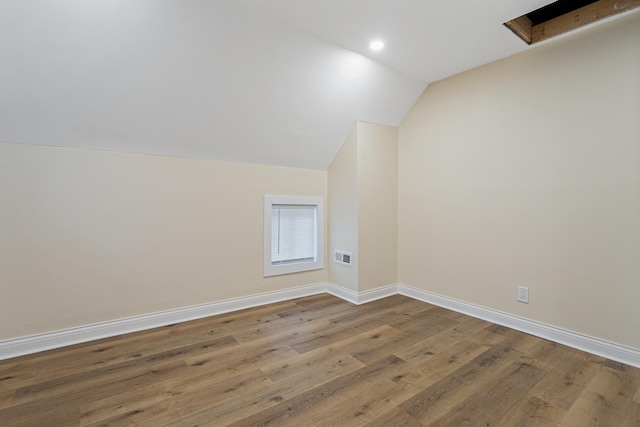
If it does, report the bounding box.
[517,286,529,303]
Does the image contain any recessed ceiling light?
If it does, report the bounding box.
[369,40,384,51]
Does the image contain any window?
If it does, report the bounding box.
[264,195,324,277]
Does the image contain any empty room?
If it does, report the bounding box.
[1,0,640,425]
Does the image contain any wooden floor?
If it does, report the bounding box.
[1,294,639,426]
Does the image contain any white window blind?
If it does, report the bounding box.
[264,195,324,277]
[271,204,316,265]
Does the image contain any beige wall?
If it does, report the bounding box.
[398,12,640,350]
[328,122,399,292]
[328,127,359,290]
[0,142,327,340]
[357,122,398,291]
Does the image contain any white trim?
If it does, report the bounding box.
[327,283,397,305]
[356,284,398,304]
[397,284,640,369]
[326,283,359,304]
[2,282,639,369]
[264,195,325,277]
[0,283,326,361]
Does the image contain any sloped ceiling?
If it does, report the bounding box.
[0,0,557,169]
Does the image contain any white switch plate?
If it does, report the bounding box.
[517,286,529,303]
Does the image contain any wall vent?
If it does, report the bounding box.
[333,250,353,266]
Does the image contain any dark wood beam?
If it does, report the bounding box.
[531,0,640,43]
[505,15,533,44]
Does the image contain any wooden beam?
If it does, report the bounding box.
[531,0,640,43]
[504,15,533,44]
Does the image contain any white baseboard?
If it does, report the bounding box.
[397,284,640,369]
[0,283,327,361]
[326,283,396,305]
[326,283,359,304]
[2,281,639,369]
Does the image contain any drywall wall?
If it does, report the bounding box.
[357,122,398,291]
[0,142,327,340]
[398,12,640,350]
[328,122,399,292]
[328,126,359,290]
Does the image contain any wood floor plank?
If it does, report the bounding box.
[391,335,498,391]
[624,401,640,426]
[1,293,639,426]
[260,347,365,385]
[500,394,567,426]
[558,364,640,426]
[230,306,343,344]
[0,301,292,386]
[396,328,548,423]
[393,316,490,363]
[169,354,380,426]
[364,406,424,427]
[11,335,237,406]
[289,311,406,354]
[79,345,284,424]
[274,297,356,322]
[87,368,271,427]
[227,354,407,426]
[0,393,82,427]
[14,359,188,409]
[282,378,406,426]
[0,370,37,398]
[434,360,547,427]
[0,390,15,411]
[322,324,406,365]
[184,337,299,375]
[529,346,603,410]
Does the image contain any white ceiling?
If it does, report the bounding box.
[238,0,551,83]
[0,0,557,169]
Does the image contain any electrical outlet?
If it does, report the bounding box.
[517,286,529,303]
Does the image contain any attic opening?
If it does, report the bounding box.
[504,0,640,45]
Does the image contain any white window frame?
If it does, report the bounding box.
[264,195,324,277]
